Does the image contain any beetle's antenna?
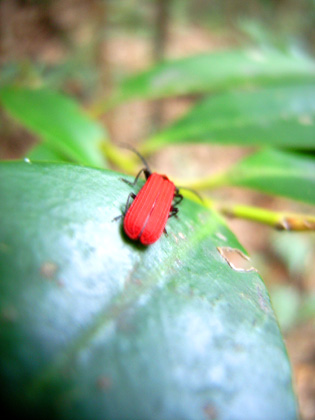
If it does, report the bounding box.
[177,186,203,203]
[117,142,151,172]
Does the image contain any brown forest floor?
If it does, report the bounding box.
[1,1,315,419]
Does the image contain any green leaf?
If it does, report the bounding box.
[0,86,106,168]
[226,149,315,204]
[114,48,315,104]
[299,293,315,322]
[27,143,69,163]
[145,84,315,152]
[271,285,315,331]
[270,286,300,332]
[0,161,297,420]
[271,232,314,277]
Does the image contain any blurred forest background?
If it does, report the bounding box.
[0,0,314,418]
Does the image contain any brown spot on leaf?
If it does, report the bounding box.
[40,261,58,278]
[203,403,217,420]
[1,306,18,322]
[298,115,313,126]
[0,243,10,253]
[97,376,112,391]
[217,247,257,272]
[256,284,269,314]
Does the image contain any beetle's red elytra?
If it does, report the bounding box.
[124,173,178,245]
[115,147,183,245]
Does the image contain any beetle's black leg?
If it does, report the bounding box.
[124,192,136,213]
[112,214,123,222]
[112,192,136,221]
[168,207,179,219]
[167,190,183,220]
[120,168,151,187]
[164,227,168,236]
[172,193,183,208]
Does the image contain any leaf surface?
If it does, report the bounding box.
[145,84,315,151]
[27,143,69,162]
[225,149,315,204]
[0,162,298,420]
[114,48,315,103]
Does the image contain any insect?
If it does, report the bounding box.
[114,147,183,245]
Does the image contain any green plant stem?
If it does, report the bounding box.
[175,172,230,190]
[101,142,139,173]
[89,95,121,119]
[209,199,315,231]
[180,191,315,231]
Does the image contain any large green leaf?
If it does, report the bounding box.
[0,86,106,168]
[144,84,315,151]
[27,143,69,163]
[226,149,315,205]
[0,162,297,420]
[113,48,315,104]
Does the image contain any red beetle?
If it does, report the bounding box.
[115,148,183,245]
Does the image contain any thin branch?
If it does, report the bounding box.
[102,142,139,173]
[179,191,315,231]
[172,172,230,191]
[211,200,315,231]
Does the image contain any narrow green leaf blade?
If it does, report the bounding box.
[27,143,69,163]
[145,84,315,151]
[0,161,297,420]
[0,86,106,167]
[226,149,315,204]
[115,48,315,103]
